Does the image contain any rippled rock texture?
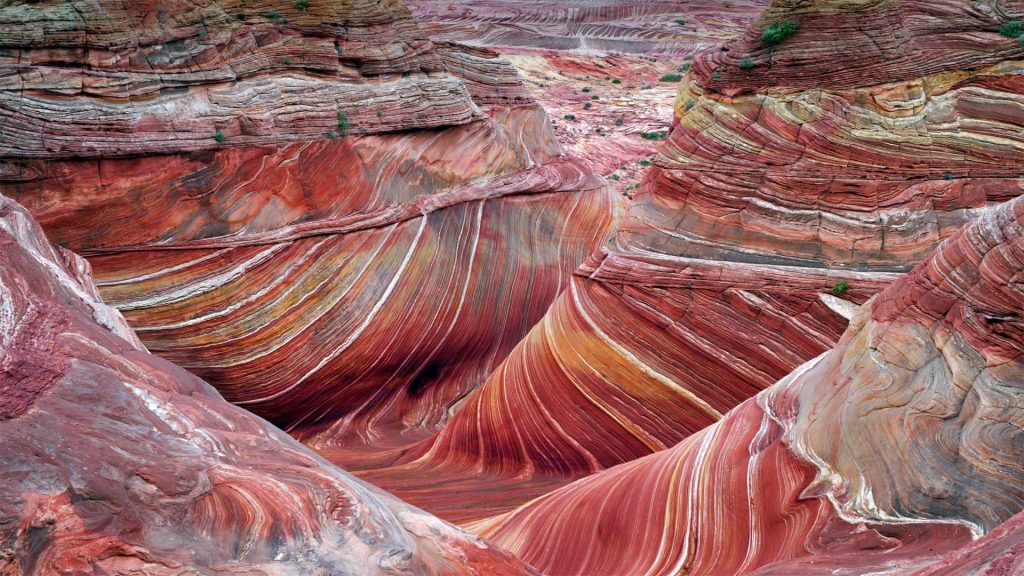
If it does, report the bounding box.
[1,0,617,456]
[0,194,534,575]
[347,0,1024,524]
[479,194,1024,575]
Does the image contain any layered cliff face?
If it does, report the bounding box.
[0,194,533,575]
[1,1,617,451]
[342,0,1024,524]
[478,194,1024,576]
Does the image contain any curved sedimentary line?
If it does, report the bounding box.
[130,238,335,332]
[569,280,723,419]
[545,308,669,453]
[193,225,395,364]
[237,215,428,406]
[111,244,290,311]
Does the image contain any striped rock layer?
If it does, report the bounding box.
[0,194,534,576]
[0,0,618,451]
[407,0,766,56]
[340,0,1024,523]
[478,194,1024,576]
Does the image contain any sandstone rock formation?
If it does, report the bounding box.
[0,194,534,575]
[342,0,1024,524]
[1,0,617,456]
[478,193,1024,575]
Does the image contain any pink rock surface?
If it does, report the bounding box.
[479,195,1024,575]
[0,194,534,575]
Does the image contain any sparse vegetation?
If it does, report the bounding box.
[685,99,696,111]
[283,58,292,65]
[944,173,955,181]
[999,20,1023,38]
[327,130,336,139]
[337,112,350,135]
[762,19,800,46]
[376,109,384,118]
[660,73,683,82]
[639,131,669,140]
[294,0,310,9]
[213,130,226,143]
[831,280,850,296]
[740,57,755,71]
[264,11,281,20]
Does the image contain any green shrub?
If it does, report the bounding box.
[674,19,686,26]
[762,19,800,46]
[283,58,292,65]
[831,280,850,296]
[327,130,336,139]
[592,95,599,100]
[376,109,384,118]
[213,130,226,143]
[711,71,721,79]
[999,20,1023,38]
[583,102,592,110]
[564,114,577,121]
[264,11,281,20]
[638,159,652,166]
[615,119,624,126]
[609,174,620,181]
[582,87,592,93]
[685,99,696,110]
[294,0,310,9]
[660,73,683,82]
[236,13,246,20]
[337,112,350,135]
[678,63,691,72]
[639,131,668,140]
[612,79,622,84]
[739,57,755,70]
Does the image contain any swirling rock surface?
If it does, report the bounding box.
[0,194,534,575]
[0,0,617,455]
[343,0,1024,524]
[478,194,1024,575]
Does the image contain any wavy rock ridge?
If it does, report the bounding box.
[1,0,617,457]
[0,194,533,575]
[479,193,1024,576]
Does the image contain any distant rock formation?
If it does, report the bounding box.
[0,0,617,454]
[0,194,533,575]
[408,0,767,55]
[478,193,1024,575]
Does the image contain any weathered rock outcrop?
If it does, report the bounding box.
[0,194,534,575]
[1,0,617,453]
[478,193,1024,576]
